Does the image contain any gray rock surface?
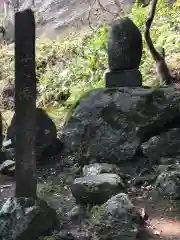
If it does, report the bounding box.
[0,159,15,175]
[105,69,142,87]
[83,163,121,176]
[66,205,86,221]
[155,171,180,199]
[60,87,180,166]
[91,193,144,240]
[142,128,180,164]
[157,164,180,174]
[0,197,57,240]
[159,156,180,165]
[71,173,126,205]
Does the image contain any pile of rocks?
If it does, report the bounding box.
[1,86,180,239]
[51,86,180,239]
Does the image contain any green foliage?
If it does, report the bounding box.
[38,182,65,199]
[0,1,180,128]
[36,27,107,112]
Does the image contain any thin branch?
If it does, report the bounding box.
[146,0,158,31]
[87,0,96,30]
[145,0,161,61]
[87,0,122,31]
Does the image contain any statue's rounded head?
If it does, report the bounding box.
[108,17,143,71]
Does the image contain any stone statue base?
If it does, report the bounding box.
[105,69,142,88]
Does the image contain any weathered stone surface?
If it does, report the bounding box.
[105,69,142,88]
[71,173,126,205]
[2,139,12,149]
[66,205,86,222]
[91,193,144,240]
[82,163,121,177]
[0,197,57,240]
[108,17,142,71]
[6,108,57,160]
[132,173,157,186]
[142,128,180,164]
[157,164,180,174]
[155,171,180,199]
[0,159,15,175]
[60,87,180,166]
[159,156,180,165]
[103,193,143,222]
[4,147,15,161]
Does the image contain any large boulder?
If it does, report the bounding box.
[6,108,57,161]
[71,173,126,205]
[142,128,180,164]
[0,197,58,240]
[60,87,180,166]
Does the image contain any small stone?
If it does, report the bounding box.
[67,205,85,220]
[82,163,120,177]
[0,160,15,175]
[155,171,180,199]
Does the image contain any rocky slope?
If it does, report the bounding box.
[2,87,180,240]
[2,0,132,41]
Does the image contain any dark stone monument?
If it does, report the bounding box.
[0,9,58,240]
[106,17,143,88]
[15,9,37,198]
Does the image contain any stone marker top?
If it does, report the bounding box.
[106,17,143,87]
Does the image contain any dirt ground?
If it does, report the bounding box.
[131,187,180,240]
[1,166,180,240]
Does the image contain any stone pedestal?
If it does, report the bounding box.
[105,69,142,88]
